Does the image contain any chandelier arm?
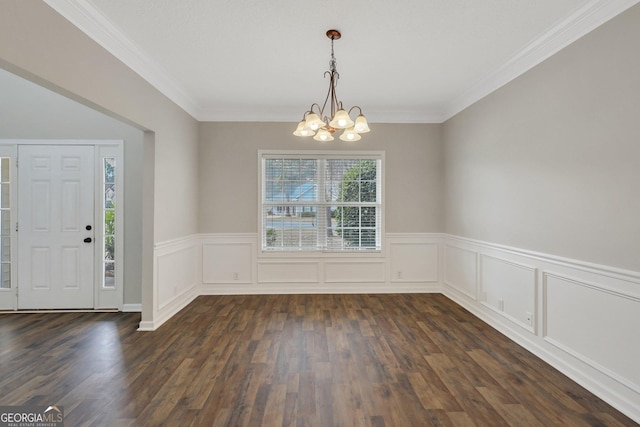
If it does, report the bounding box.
[348,105,363,116]
[300,104,320,121]
[309,103,322,115]
[319,71,334,122]
[331,71,341,119]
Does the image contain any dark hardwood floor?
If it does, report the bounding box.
[0,294,636,426]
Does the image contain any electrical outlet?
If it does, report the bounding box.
[526,312,532,325]
[396,271,402,279]
[498,299,504,311]
[233,272,239,280]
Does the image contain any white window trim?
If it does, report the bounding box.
[258,150,385,258]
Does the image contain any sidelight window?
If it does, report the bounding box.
[0,158,10,289]
[103,157,116,288]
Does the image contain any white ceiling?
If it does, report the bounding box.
[45,0,638,123]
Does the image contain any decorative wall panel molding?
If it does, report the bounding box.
[479,254,537,333]
[203,242,253,284]
[389,241,438,283]
[152,234,200,330]
[543,272,640,395]
[324,261,386,283]
[156,242,198,310]
[443,244,477,300]
[258,262,320,284]
[199,232,440,293]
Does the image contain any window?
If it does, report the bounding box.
[0,158,10,289]
[103,157,116,288]
[261,152,383,252]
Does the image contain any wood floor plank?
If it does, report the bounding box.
[476,386,545,427]
[425,353,510,427]
[446,410,479,427]
[408,371,447,410]
[262,383,287,426]
[0,294,637,426]
[467,348,595,426]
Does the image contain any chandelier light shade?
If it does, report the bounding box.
[305,113,325,131]
[354,114,371,133]
[313,128,334,142]
[329,109,354,129]
[293,29,370,142]
[339,127,361,141]
[293,120,315,136]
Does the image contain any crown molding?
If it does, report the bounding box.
[196,106,305,123]
[43,0,201,119]
[363,109,447,124]
[196,106,447,124]
[44,0,639,124]
[440,0,640,122]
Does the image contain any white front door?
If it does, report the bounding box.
[18,145,95,309]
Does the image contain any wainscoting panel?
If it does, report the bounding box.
[197,233,439,293]
[389,242,438,283]
[152,235,200,330]
[443,245,477,300]
[157,243,198,311]
[324,261,386,283]
[479,254,537,333]
[544,272,640,394]
[203,242,253,284]
[258,261,320,284]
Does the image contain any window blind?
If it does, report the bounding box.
[261,154,382,252]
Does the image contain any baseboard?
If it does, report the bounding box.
[156,288,198,331]
[137,289,197,332]
[137,320,155,332]
[122,303,142,312]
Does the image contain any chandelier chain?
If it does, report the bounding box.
[330,37,337,72]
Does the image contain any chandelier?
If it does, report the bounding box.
[293,29,370,142]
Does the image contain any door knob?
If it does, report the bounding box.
[86,225,92,231]
[84,237,92,243]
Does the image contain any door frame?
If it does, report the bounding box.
[0,139,124,310]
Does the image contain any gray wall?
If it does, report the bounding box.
[198,122,444,234]
[443,5,640,271]
[0,68,143,304]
